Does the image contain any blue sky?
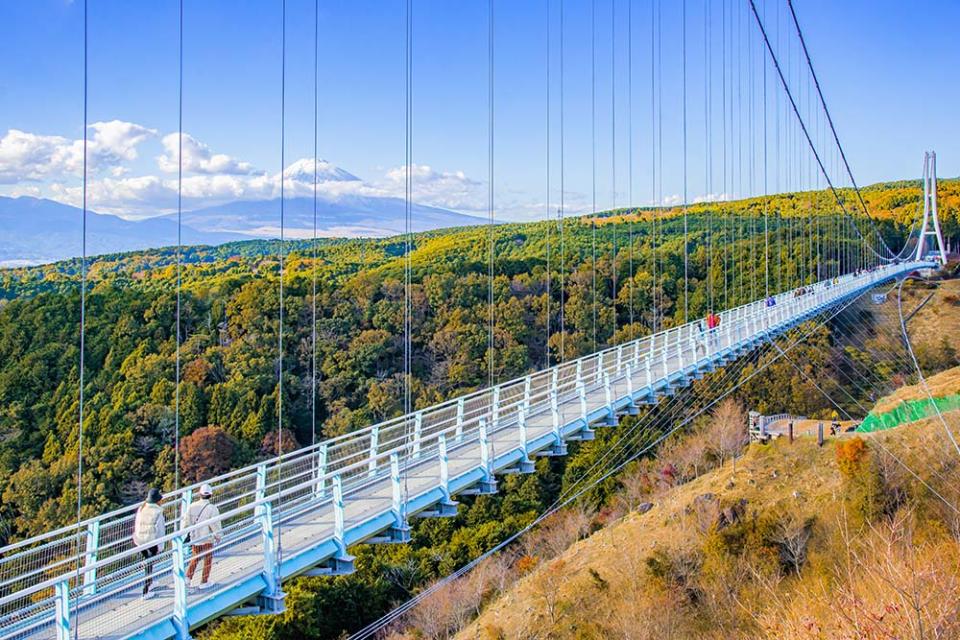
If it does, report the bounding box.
[1,0,957,222]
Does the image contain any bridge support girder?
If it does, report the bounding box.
[500,458,536,474]
[255,590,287,615]
[367,523,412,545]
[304,552,356,577]
[461,477,498,496]
[416,499,459,518]
[567,427,596,441]
[536,440,569,457]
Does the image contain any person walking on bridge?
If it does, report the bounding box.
[705,311,721,350]
[182,483,222,591]
[132,488,166,599]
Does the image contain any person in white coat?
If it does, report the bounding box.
[182,483,222,590]
[132,488,166,599]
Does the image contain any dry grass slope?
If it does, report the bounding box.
[455,401,960,640]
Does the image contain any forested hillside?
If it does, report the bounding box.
[0,180,957,638]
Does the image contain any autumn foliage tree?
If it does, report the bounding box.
[835,436,885,522]
[260,428,300,457]
[180,426,236,484]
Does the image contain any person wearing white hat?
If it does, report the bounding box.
[181,483,222,590]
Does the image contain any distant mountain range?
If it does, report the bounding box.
[168,195,487,239]
[0,195,486,266]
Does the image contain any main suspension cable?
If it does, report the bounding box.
[786,0,894,259]
[748,0,891,265]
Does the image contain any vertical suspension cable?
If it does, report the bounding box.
[656,0,663,318]
[591,0,597,353]
[276,0,287,566]
[311,0,319,449]
[681,0,688,323]
[627,0,634,334]
[545,0,551,368]
[611,0,617,342]
[734,0,742,303]
[748,4,756,301]
[705,0,713,312]
[174,0,183,492]
[774,0,782,292]
[559,0,566,361]
[488,0,495,389]
[649,0,657,332]
[721,0,728,308]
[806,44,814,281]
[402,0,413,515]
[762,0,769,298]
[73,1,89,635]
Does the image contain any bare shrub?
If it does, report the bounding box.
[707,398,748,470]
[523,504,593,560]
[613,466,651,515]
[609,585,692,640]
[770,510,814,577]
[404,576,476,639]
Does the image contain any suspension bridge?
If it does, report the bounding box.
[0,259,939,640]
[0,0,953,638]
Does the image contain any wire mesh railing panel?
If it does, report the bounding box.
[0,584,57,639]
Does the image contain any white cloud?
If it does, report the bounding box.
[0,129,77,183]
[0,121,155,184]
[88,120,155,165]
[0,119,500,217]
[48,158,373,216]
[692,192,733,204]
[157,133,259,175]
[4,184,43,198]
[381,163,485,211]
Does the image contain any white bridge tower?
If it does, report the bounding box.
[915,150,948,264]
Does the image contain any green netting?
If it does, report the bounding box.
[857,393,960,433]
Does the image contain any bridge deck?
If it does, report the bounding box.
[0,262,931,640]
